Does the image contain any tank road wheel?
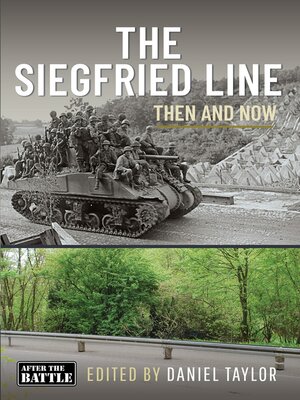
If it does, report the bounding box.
[50,207,64,224]
[16,194,28,212]
[124,217,140,234]
[102,214,115,230]
[135,203,158,230]
[12,191,30,214]
[64,210,77,227]
[84,213,100,230]
[31,205,49,224]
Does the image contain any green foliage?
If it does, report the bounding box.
[1,248,299,347]
[0,249,48,331]
[45,249,158,336]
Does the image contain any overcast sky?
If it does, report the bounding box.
[1,0,299,121]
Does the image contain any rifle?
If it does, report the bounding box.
[44,127,49,143]
[17,147,21,160]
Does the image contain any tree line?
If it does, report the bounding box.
[0,248,299,346]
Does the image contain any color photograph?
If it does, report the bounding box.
[1,248,300,399]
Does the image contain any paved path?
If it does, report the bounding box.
[1,336,299,400]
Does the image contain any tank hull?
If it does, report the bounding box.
[10,172,202,238]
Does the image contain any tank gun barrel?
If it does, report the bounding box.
[143,155,179,161]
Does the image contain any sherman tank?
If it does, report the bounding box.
[10,155,202,238]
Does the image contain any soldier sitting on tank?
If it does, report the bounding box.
[48,111,60,130]
[33,134,44,163]
[98,114,111,133]
[75,111,88,128]
[93,140,117,189]
[131,141,150,177]
[52,130,69,169]
[21,142,36,178]
[112,113,127,132]
[140,125,163,155]
[164,142,190,183]
[107,122,126,157]
[66,111,74,123]
[39,142,53,173]
[49,128,58,145]
[12,140,27,180]
[86,115,100,161]
[84,105,94,122]
[58,113,72,138]
[117,119,132,148]
[108,114,116,126]
[113,146,140,187]
[95,114,110,146]
[70,115,92,172]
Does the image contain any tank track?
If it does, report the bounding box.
[11,190,168,238]
[168,184,202,219]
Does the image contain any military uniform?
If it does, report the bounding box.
[87,116,100,164]
[22,144,35,178]
[131,142,149,175]
[53,131,69,168]
[113,147,140,185]
[94,141,117,189]
[140,126,163,155]
[116,126,131,148]
[58,113,72,139]
[71,117,92,171]
[164,145,190,182]
[84,105,94,122]
[13,141,27,180]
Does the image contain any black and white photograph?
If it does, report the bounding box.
[1,1,300,400]
[1,0,300,246]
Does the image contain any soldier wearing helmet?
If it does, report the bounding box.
[93,140,117,189]
[164,142,190,183]
[113,146,140,187]
[116,119,131,148]
[21,141,35,178]
[87,115,101,170]
[48,110,60,130]
[66,111,74,123]
[70,115,92,172]
[96,114,111,141]
[84,105,94,122]
[52,129,69,170]
[13,140,28,180]
[33,134,44,163]
[140,125,163,155]
[131,141,150,179]
[39,142,52,173]
[108,114,116,123]
[58,112,72,136]
[111,113,127,133]
[49,128,57,144]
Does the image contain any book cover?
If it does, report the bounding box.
[0,0,300,399]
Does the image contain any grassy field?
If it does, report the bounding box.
[13,125,44,140]
[1,125,45,160]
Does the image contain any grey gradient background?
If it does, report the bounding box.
[1,0,300,120]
